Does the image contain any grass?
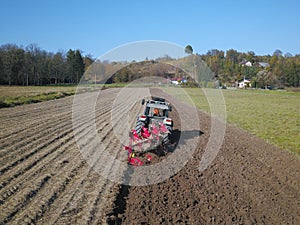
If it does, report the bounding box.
[0,91,75,107]
[0,83,134,108]
[103,83,129,88]
[0,85,77,98]
[0,85,77,108]
[164,87,300,155]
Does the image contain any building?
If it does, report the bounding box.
[171,77,187,85]
[257,62,270,68]
[241,61,253,67]
[237,78,251,88]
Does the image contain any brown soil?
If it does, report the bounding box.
[110,88,300,225]
[0,88,129,225]
[0,88,299,225]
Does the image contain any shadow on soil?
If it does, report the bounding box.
[154,129,203,156]
[172,129,204,147]
[106,167,134,225]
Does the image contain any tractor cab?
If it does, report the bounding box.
[139,97,173,127]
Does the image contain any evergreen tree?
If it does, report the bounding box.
[66,49,75,83]
[185,45,193,54]
[74,50,85,83]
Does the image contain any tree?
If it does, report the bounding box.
[226,49,239,63]
[83,55,94,71]
[26,43,41,85]
[49,52,65,84]
[185,45,193,54]
[206,49,225,59]
[242,66,258,79]
[66,49,75,83]
[246,51,256,63]
[256,70,281,88]
[74,50,85,83]
[284,52,293,58]
[36,50,51,85]
[65,49,85,84]
[0,44,25,85]
[273,49,283,57]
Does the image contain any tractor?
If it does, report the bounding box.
[124,97,174,166]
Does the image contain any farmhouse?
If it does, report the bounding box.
[171,77,187,85]
[241,61,252,67]
[237,78,251,88]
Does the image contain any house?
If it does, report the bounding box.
[171,77,187,85]
[237,78,251,88]
[257,62,270,68]
[171,80,179,85]
[241,61,252,67]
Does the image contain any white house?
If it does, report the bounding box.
[171,80,179,85]
[171,78,187,85]
[241,61,252,67]
[238,79,251,88]
[245,61,252,67]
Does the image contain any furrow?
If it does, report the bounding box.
[0,108,111,201]
[0,97,113,171]
[8,156,87,225]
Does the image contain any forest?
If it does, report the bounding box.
[0,44,92,85]
[0,43,299,87]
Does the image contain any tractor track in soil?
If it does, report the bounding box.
[0,87,299,224]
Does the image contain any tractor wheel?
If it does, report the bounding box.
[163,125,173,146]
[135,120,145,135]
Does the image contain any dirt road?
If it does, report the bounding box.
[0,88,299,224]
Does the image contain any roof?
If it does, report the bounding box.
[238,79,251,83]
[258,62,270,68]
[146,103,169,110]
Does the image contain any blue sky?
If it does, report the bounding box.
[1,0,300,58]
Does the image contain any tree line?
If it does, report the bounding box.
[199,49,300,88]
[0,44,93,85]
[0,43,299,87]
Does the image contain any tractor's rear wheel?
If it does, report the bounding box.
[163,125,173,146]
[135,120,145,135]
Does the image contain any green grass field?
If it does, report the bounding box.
[0,83,134,107]
[0,85,78,107]
[165,87,300,155]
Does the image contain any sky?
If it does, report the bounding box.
[1,0,300,59]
